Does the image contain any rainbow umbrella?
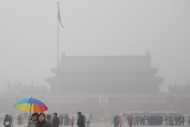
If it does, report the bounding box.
[14,97,48,114]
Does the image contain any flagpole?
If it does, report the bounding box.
[56,2,60,114]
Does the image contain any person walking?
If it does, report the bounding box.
[70,116,75,127]
[46,115,52,127]
[118,115,123,127]
[52,113,60,127]
[77,112,85,127]
[127,114,133,127]
[4,114,11,127]
[36,113,51,127]
[17,115,23,125]
[86,115,91,127]
[113,115,119,127]
[27,113,38,127]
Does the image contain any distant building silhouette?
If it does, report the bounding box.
[45,52,164,95]
[42,53,172,114]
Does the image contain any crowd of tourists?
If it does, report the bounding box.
[112,113,190,127]
[3,112,92,127]
[3,111,190,127]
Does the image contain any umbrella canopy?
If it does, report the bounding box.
[15,97,48,113]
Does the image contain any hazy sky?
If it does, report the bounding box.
[0,0,189,92]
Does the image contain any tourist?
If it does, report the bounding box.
[70,116,75,127]
[77,112,85,127]
[52,112,60,127]
[27,113,38,127]
[4,114,11,127]
[36,113,51,127]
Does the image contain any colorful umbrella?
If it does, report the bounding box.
[14,97,48,113]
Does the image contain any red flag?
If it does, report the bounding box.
[57,2,64,28]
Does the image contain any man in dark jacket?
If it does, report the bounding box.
[77,112,85,127]
[52,113,60,127]
[4,114,11,127]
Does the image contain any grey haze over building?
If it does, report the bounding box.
[0,0,190,92]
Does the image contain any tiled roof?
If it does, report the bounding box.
[59,54,152,71]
